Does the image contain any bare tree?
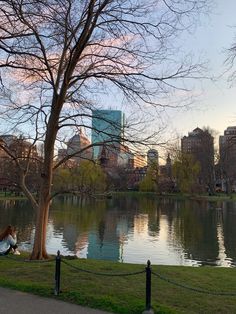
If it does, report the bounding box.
[225,30,236,83]
[0,0,210,259]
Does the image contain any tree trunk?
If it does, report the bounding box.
[30,183,51,259]
[30,96,60,259]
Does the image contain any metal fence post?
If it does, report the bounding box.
[54,250,61,296]
[145,260,152,311]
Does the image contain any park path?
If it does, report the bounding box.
[0,287,113,314]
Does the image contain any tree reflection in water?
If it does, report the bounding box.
[1,195,236,266]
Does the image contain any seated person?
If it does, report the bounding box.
[0,225,20,255]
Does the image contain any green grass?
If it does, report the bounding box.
[1,253,236,313]
[114,191,236,201]
[0,191,27,200]
[0,190,236,202]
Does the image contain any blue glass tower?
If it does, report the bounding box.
[92,110,124,159]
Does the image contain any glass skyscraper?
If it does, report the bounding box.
[92,110,124,159]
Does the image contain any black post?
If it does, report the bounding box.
[54,250,61,296]
[145,260,152,311]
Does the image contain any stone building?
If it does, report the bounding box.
[147,149,159,167]
[66,129,92,164]
[0,135,39,191]
[219,126,236,192]
[181,127,215,192]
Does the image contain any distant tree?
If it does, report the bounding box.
[198,127,216,194]
[53,161,106,195]
[173,152,200,193]
[0,0,210,259]
[0,138,41,193]
[225,31,236,83]
[53,168,72,193]
[102,166,128,191]
[75,160,107,194]
[218,137,236,194]
[223,33,236,193]
[139,161,158,192]
[139,174,156,192]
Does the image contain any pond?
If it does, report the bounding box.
[1,195,236,267]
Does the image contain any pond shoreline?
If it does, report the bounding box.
[113,191,236,201]
[1,190,236,202]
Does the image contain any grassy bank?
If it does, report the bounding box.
[0,192,27,200]
[114,191,236,202]
[0,190,236,202]
[1,253,236,313]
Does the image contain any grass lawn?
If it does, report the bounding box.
[114,191,236,202]
[0,253,236,313]
[0,191,236,202]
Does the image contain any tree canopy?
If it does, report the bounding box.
[0,0,210,259]
[173,152,200,193]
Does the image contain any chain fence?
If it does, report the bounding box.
[152,270,236,296]
[1,251,236,312]
[53,251,149,309]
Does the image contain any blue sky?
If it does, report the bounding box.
[164,0,236,143]
[101,1,236,151]
[1,1,235,152]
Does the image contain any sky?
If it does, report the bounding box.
[1,0,235,155]
[163,0,236,144]
[100,0,236,154]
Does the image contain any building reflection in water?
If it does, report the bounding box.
[2,196,236,267]
[215,208,232,267]
[75,233,89,258]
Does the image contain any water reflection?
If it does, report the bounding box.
[1,195,236,267]
[0,199,35,250]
